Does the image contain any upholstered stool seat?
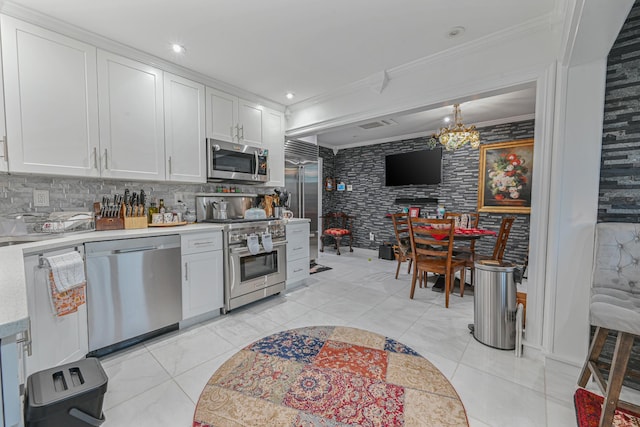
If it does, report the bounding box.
[578,222,640,427]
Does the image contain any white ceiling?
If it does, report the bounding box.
[3,0,557,148]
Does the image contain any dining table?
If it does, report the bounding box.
[415,226,497,291]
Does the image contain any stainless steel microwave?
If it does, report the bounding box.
[206,139,269,183]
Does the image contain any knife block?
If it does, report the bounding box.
[93,202,124,231]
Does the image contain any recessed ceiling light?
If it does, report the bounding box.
[286,92,295,100]
[171,43,186,54]
[447,26,466,39]
[444,117,451,123]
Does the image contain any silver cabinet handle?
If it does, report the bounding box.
[16,320,32,356]
[104,148,109,170]
[240,125,244,140]
[1,136,7,161]
[168,156,172,175]
[193,241,215,246]
[93,147,98,169]
[184,262,188,281]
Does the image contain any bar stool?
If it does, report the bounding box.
[577,222,640,427]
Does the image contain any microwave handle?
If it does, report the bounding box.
[254,151,259,177]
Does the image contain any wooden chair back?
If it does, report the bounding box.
[408,217,456,262]
[492,216,515,261]
[391,213,410,254]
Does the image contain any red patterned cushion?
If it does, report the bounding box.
[324,228,351,236]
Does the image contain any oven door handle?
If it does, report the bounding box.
[230,240,287,255]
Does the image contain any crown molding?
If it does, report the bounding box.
[0,2,286,112]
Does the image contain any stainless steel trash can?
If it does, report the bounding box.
[473,260,517,350]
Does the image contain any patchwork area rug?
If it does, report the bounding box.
[574,388,640,426]
[310,261,332,275]
[193,326,469,426]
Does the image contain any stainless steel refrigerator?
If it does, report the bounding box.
[284,139,319,262]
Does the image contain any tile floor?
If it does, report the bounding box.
[98,249,616,426]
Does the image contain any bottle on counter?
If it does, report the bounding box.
[158,199,166,214]
[436,204,445,219]
[147,199,158,223]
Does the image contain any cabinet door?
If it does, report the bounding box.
[205,87,237,143]
[238,98,263,146]
[1,15,100,177]
[263,108,285,187]
[164,73,206,183]
[97,50,165,180]
[182,251,224,319]
[23,249,88,378]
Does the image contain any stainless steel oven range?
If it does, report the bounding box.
[205,219,287,313]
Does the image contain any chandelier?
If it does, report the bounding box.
[432,103,480,151]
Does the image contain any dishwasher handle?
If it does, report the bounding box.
[114,246,157,254]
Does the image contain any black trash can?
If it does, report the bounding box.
[25,358,108,427]
[378,242,395,260]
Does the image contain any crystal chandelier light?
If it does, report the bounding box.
[434,103,480,151]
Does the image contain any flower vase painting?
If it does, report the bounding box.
[478,139,533,214]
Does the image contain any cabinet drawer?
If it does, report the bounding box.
[286,222,309,238]
[287,257,309,282]
[287,238,309,260]
[181,232,222,255]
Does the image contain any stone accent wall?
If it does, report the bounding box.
[598,0,640,390]
[599,1,640,223]
[319,120,534,265]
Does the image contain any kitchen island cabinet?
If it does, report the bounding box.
[1,15,100,177]
[205,87,263,146]
[181,232,224,320]
[164,72,206,183]
[97,50,165,181]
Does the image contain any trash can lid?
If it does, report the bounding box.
[474,259,515,272]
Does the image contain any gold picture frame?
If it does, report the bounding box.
[478,139,533,214]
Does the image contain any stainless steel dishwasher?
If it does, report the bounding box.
[85,235,181,356]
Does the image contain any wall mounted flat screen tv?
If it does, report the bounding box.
[385,148,442,186]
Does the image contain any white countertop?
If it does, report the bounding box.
[0,223,224,339]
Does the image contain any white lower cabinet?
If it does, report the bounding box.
[286,222,310,286]
[181,232,224,320]
[22,246,88,379]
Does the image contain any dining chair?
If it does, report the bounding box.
[408,217,466,308]
[391,213,413,279]
[320,212,355,255]
[458,216,515,291]
[577,222,640,427]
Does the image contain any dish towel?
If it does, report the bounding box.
[43,251,86,317]
[262,232,273,252]
[247,234,261,255]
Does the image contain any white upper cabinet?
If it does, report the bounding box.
[164,73,206,183]
[205,87,237,143]
[205,87,263,146]
[237,98,263,146]
[1,15,100,177]
[263,108,285,187]
[97,50,165,180]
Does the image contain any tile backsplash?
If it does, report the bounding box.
[0,174,277,217]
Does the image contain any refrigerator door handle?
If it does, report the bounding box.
[298,165,304,217]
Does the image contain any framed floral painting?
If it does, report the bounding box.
[478,139,533,214]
